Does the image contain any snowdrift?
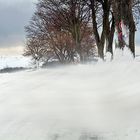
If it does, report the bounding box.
[0,48,140,139]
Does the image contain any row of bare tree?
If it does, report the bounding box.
[24,0,140,65]
[90,0,140,59]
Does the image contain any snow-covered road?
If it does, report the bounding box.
[0,49,140,140]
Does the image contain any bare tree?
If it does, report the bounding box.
[25,0,96,65]
[89,0,115,59]
[111,0,140,57]
[37,0,92,62]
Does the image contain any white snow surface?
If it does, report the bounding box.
[0,55,31,69]
[0,48,140,139]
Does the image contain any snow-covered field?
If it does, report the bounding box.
[0,55,31,70]
[0,48,140,140]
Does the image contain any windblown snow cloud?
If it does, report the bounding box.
[0,50,140,139]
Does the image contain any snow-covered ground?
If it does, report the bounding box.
[0,55,31,70]
[0,48,140,140]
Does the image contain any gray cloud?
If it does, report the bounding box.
[0,0,37,47]
[0,0,140,48]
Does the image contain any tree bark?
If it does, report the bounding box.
[90,0,105,59]
[98,42,104,59]
[107,15,115,56]
[128,4,136,57]
[129,21,136,57]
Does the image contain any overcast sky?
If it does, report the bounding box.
[0,0,139,55]
[0,0,37,53]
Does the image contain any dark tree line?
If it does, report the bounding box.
[89,0,140,59]
[111,0,137,57]
[24,0,140,65]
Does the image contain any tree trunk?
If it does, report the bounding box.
[129,14,136,57]
[129,26,135,57]
[107,35,114,55]
[98,43,104,59]
[77,42,84,63]
[90,0,104,59]
[107,14,115,56]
